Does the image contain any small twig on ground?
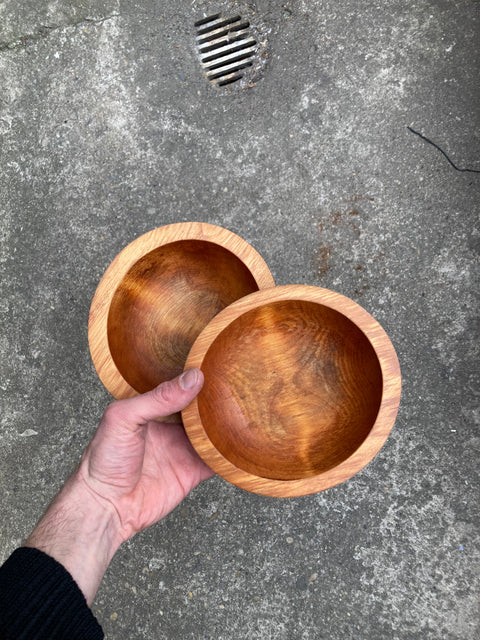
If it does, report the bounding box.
[407,126,480,174]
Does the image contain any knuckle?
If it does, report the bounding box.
[102,402,119,423]
[101,400,134,431]
[101,400,130,428]
[150,380,176,406]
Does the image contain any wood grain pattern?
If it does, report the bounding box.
[182,285,401,497]
[88,223,275,408]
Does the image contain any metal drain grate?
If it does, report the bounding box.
[194,13,260,87]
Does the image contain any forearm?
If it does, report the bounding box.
[22,370,209,610]
[25,470,123,606]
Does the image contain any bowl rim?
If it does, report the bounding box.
[88,222,275,399]
[182,284,402,497]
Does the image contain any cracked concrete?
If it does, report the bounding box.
[0,1,120,46]
[1,1,479,639]
[0,14,120,52]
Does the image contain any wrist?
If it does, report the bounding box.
[25,469,123,605]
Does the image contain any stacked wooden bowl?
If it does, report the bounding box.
[89,223,401,497]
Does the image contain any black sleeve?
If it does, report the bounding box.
[0,547,104,640]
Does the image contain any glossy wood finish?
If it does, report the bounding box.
[182,285,401,497]
[88,223,275,405]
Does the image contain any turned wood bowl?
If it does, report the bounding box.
[182,285,401,497]
[88,223,275,406]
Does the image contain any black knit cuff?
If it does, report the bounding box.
[0,547,103,640]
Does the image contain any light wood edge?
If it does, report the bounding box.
[88,223,275,400]
[182,284,402,497]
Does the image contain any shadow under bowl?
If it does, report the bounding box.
[182,285,401,496]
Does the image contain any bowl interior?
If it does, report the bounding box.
[107,239,259,393]
[197,299,384,481]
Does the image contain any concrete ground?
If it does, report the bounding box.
[1,1,479,638]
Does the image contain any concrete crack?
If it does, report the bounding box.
[0,14,120,53]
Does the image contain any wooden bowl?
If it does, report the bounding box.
[88,223,275,406]
[182,285,401,497]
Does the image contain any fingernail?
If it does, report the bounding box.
[180,368,198,390]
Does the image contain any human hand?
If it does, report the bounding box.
[79,367,214,541]
[26,369,213,604]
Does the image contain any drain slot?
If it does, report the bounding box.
[209,61,252,80]
[207,51,254,71]
[194,13,265,88]
[196,15,242,36]
[218,73,244,87]
[202,41,255,64]
[194,13,221,27]
[197,22,251,46]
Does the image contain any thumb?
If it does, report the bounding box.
[115,368,204,426]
